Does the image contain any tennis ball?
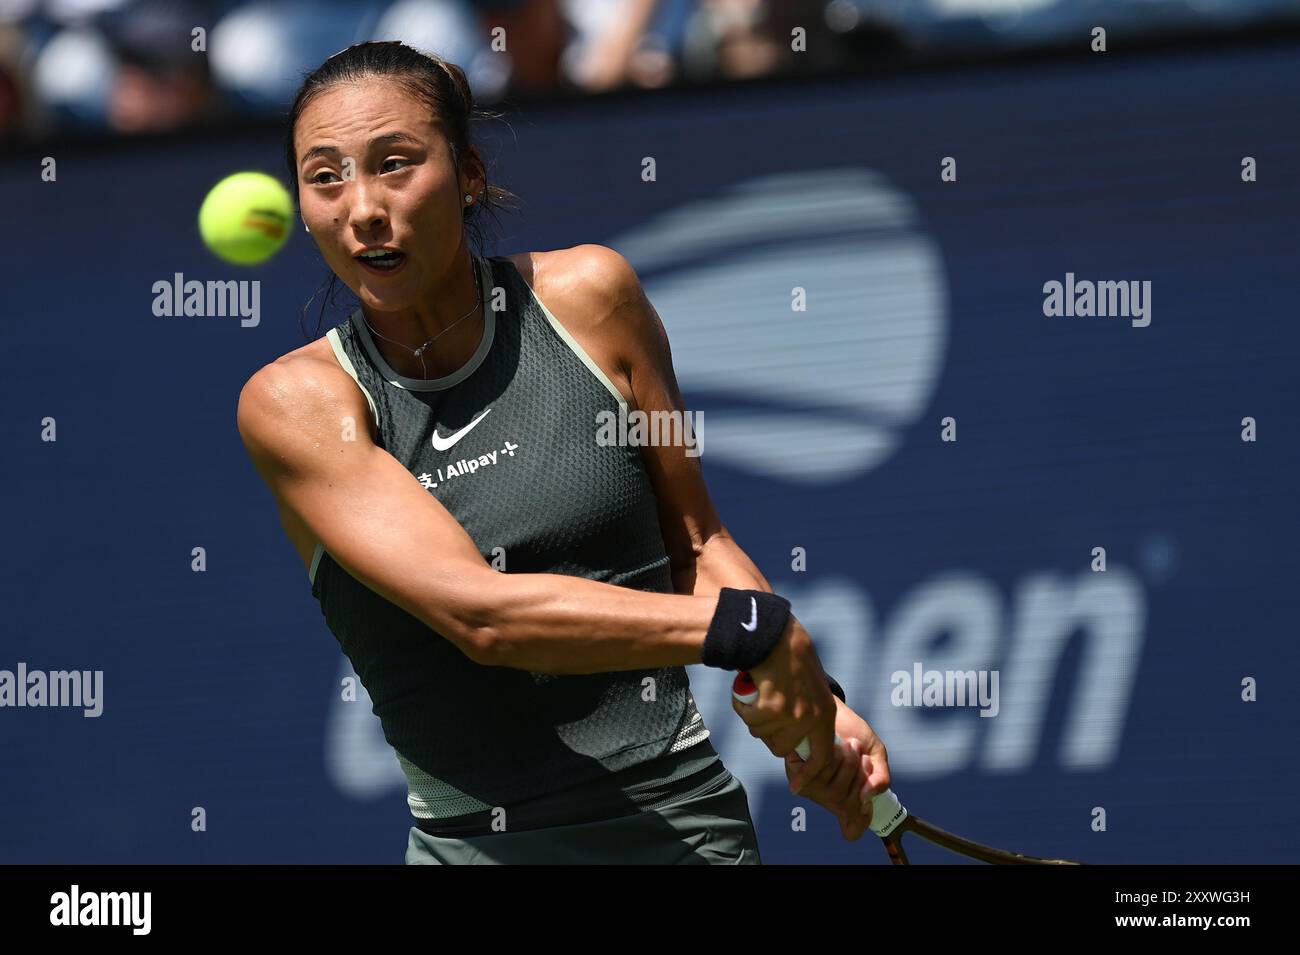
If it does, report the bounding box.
[198,171,294,265]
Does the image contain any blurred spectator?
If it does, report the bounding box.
[0,23,43,139]
[558,0,653,91]
[6,0,1300,141]
[375,0,684,97]
[699,0,781,78]
[681,0,846,81]
[474,0,568,94]
[30,23,116,127]
[24,0,215,133]
[97,0,215,133]
[213,2,359,114]
[371,0,510,101]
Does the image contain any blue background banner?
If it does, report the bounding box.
[1,44,1296,863]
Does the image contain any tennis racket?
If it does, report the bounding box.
[732,672,1081,865]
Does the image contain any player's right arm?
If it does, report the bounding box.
[237,356,832,771]
[236,359,756,666]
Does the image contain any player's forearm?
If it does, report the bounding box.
[461,569,717,674]
[674,529,773,599]
[686,532,845,700]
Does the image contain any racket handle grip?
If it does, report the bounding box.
[734,672,910,837]
[868,788,908,837]
[732,671,840,760]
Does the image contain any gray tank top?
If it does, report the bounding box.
[309,254,711,819]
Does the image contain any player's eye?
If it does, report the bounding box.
[381,158,411,174]
[310,169,342,185]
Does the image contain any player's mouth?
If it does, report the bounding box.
[355,248,407,275]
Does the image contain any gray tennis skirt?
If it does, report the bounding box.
[404,768,763,865]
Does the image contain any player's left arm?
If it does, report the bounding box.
[585,245,891,839]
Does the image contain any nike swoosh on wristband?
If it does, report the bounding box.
[740,596,758,632]
[430,408,492,451]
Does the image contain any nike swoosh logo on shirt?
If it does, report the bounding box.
[430,408,492,451]
[740,596,758,632]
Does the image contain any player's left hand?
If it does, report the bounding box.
[785,701,892,841]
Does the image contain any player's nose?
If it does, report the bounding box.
[347,179,389,233]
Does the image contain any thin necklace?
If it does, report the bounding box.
[363,256,483,380]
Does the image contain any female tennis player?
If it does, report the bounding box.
[237,40,891,864]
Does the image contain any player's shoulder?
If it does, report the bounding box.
[239,336,349,408]
[523,244,642,308]
[236,338,367,449]
[518,244,650,350]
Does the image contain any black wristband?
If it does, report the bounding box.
[825,674,846,703]
[702,588,791,671]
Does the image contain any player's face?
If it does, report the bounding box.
[293,78,476,313]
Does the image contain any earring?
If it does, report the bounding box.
[303,221,310,233]
[464,194,473,204]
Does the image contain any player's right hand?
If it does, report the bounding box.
[785,736,877,841]
[732,616,837,785]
